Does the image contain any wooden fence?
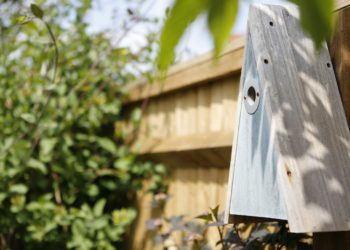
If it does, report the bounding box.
[125,38,244,249]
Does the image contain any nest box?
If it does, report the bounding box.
[225,4,350,233]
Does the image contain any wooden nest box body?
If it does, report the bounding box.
[225,4,350,233]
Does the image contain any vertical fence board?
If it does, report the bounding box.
[210,81,224,132]
[196,86,211,133]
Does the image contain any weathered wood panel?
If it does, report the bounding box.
[132,76,239,169]
[228,31,287,221]
[226,4,350,233]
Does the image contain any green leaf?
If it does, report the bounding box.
[93,199,106,217]
[72,219,86,237]
[291,0,334,49]
[195,213,213,222]
[111,47,130,57]
[87,184,99,197]
[112,208,136,226]
[90,217,108,230]
[113,158,131,170]
[207,0,238,56]
[210,205,219,220]
[157,0,209,71]
[17,15,30,25]
[30,4,44,19]
[131,108,142,123]
[97,138,117,154]
[155,164,166,174]
[40,138,58,162]
[0,193,7,204]
[20,113,36,124]
[27,158,47,174]
[10,184,28,194]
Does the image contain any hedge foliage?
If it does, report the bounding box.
[0,1,165,249]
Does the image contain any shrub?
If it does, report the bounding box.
[0,1,164,249]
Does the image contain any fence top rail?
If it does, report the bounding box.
[126,37,245,103]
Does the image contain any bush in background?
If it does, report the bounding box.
[0,1,165,249]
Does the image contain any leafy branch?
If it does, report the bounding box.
[0,4,59,158]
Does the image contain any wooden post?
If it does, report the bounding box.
[314,5,350,250]
[330,6,350,125]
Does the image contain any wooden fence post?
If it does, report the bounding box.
[313,5,350,250]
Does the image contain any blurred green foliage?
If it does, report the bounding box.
[158,0,335,71]
[147,203,312,250]
[0,1,166,249]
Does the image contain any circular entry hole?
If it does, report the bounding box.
[247,86,257,105]
[269,21,274,26]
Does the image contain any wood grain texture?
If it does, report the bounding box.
[224,32,253,223]
[227,4,350,233]
[196,86,211,133]
[274,4,350,233]
[132,76,239,157]
[229,31,287,220]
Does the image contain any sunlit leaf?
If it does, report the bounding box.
[27,158,47,174]
[93,199,106,217]
[97,137,117,154]
[157,0,209,71]
[112,208,137,226]
[40,138,58,161]
[208,0,238,56]
[10,184,28,194]
[112,47,130,57]
[131,108,142,123]
[87,184,99,197]
[17,15,30,25]
[90,217,108,229]
[20,113,35,123]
